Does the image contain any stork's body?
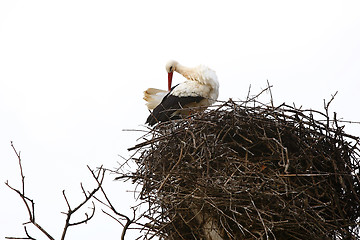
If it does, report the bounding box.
[144,60,219,126]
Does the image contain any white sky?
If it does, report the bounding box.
[1,1,359,239]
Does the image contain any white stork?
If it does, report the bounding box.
[144,60,219,126]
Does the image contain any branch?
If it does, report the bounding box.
[60,167,105,240]
[5,142,55,240]
[323,91,338,129]
[89,166,136,240]
[5,226,35,240]
[6,142,107,240]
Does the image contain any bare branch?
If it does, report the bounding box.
[5,142,55,240]
[60,167,105,240]
[62,190,71,211]
[88,165,136,240]
[5,226,35,239]
[6,142,108,240]
[68,202,96,226]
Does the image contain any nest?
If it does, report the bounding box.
[125,96,360,240]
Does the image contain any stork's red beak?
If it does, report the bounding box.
[168,72,173,91]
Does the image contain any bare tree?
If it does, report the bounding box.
[5,142,136,240]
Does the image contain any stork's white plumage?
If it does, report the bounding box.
[145,60,219,126]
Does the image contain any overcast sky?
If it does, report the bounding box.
[1,1,360,239]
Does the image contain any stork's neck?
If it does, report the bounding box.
[176,64,219,91]
[176,63,212,87]
[175,64,197,81]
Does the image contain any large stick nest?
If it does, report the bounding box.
[125,94,360,240]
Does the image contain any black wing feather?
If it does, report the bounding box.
[146,91,204,126]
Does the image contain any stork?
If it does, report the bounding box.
[144,60,219,126]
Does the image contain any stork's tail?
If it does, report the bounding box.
[143,88,168,110]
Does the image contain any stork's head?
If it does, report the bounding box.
[165,60,178,91]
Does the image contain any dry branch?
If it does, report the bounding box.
[5,143,108,240]
[5,142,55,240]
[90,166,137,240]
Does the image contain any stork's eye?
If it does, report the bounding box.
[169,66,173,72]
